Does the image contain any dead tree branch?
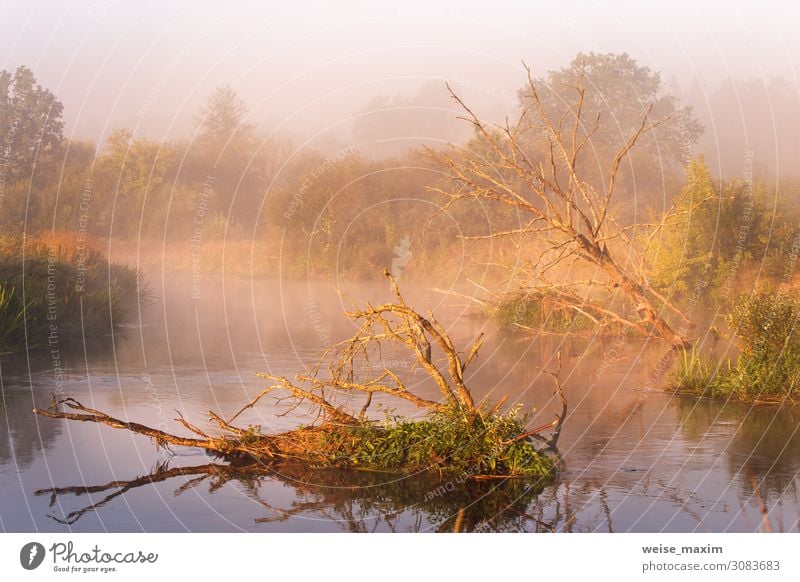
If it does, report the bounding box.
[429,62,692,346]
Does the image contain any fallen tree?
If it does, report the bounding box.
[34,271,566,479]
[429,60,701,346]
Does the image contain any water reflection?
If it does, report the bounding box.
[38,457,740,532]
[36,462,554,533]
[0,376,61,468]
[674,398,800,501]
[0,331,139,474]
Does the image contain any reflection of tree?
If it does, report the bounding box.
[36,461,555,532]
[39,449,683,532]
[674,398,800,499]
[0,386,61,468]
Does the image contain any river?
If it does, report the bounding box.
[1,274,798,532]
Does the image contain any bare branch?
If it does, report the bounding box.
[431,65,690,346]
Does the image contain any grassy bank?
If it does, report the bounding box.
[0,232,146,355]
[673,291,800,403]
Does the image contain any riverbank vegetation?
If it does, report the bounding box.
[651,157,800,402]
[490,290,597,334]
[0,232,145,355]
[5,52,800,395]
[673,291,800,403]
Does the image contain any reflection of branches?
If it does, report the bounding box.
[42,461,687,533]
[526,351,568,451]
[656,479,706,528]
[34,462,557,532]
[750,476,773,533]
[34,463,240,525]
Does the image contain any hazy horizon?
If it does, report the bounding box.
[2,0,798,156]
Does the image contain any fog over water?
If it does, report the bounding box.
[3,277,800,532]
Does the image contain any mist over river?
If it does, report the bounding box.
[1,274,798,532]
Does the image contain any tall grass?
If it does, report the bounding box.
[492,290,596,333]
[0,232,147,355]
[0,286,30,354]
[673,291,800,403]
[673,345,732,395]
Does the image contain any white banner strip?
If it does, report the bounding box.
[2,533,799,581]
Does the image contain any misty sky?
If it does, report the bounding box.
[1,0,797,146]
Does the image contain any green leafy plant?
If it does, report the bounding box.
[319,404,554,478]
[673,291,800,402]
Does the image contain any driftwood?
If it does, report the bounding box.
[34,397,347,463]
[34,271,568,472]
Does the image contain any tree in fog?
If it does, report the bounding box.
[353,80,470,158]
[0,66,64,183]
[431,55,703,345]
[525,54,701,166]
[196,85,250,150]
[188,85,289,230]
[0,66,64,228]
[521,53,702,215]
[687,77,800,178]
[92,129,174,237]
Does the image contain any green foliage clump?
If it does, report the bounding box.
[318,404,555,479]
[649,158,798,306]
[492,291,594,333]
[238,425,264,448]
[674,291,800,402]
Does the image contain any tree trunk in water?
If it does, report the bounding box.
[578,236,690,347]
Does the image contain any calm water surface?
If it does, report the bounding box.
[1,275,798,532]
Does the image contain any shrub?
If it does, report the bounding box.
[674,291,800,402]
[320,405,555,478]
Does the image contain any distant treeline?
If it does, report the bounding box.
[2,55,799,285]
